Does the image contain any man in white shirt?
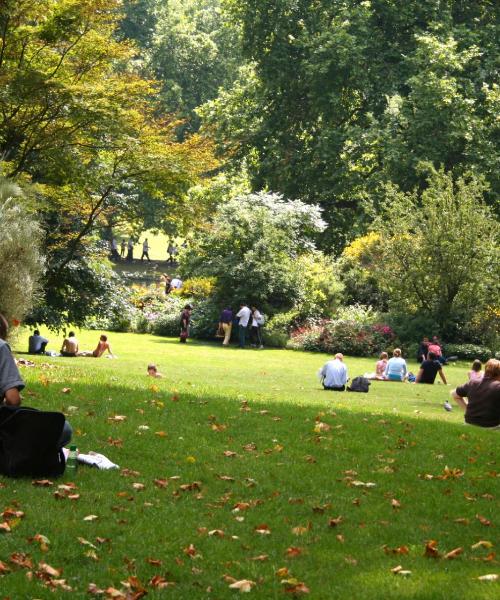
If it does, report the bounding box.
[141,238,151,262]
[236,303,251,348]
[319,353,349,391]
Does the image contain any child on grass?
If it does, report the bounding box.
[468,359,483,382]
[147,364,163,378]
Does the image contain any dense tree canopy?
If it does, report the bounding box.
[0,0,215,326]
[204,0,499,248]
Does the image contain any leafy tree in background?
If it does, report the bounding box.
[209,0,499,249]
[120,0,242,135]
[372,169,499,340]
[180,191,341,315]
[0,0,216,326]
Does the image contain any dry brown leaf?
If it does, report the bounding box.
[0,560,11,574]
[391,499,401,509]
[254,524,271,535]
[223,450,238,458]
[38,562,61,577]
[249,554,268,561]
[208,529,225,537]
[149,575,175,588]
[32,479,53,487]
[476,514,492,526]
[153,478,168,488]
[424,540,441,558]
[444,547,463,560]
[328,516,343,528]
[228,579,255,592]
[276,567,290,578]
[83,515,99,522]
[285,547,303,557]
[132,483,145,491]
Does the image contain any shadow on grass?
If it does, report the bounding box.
[1,379,497,600]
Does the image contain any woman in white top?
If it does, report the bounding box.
[384,348,408,381]
[250,306,264,349]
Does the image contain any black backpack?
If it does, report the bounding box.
[347,377,370,393]
[0,406,66,478]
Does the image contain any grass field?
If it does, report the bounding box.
[1,329,498,599]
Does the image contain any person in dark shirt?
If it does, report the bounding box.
[179,304,192,343]
[28,329,49,354]
[219,307,233,346]
[416,337,430,363]
[416,351,447,384]
[450,359,500,428]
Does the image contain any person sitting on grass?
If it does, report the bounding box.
[319,353,349,391]
[416,351,447,385]
[384,348,408,382]
[416,336,430,363]
[468,359,483,382]
[448,359,500,428]
[61,331,79,357]
[1,313,73,448]
[147,364,163,378]
[79,335,115,358]
[28,329,49,355]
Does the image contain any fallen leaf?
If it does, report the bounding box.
[249,554,268,561]
[132,483,145,491]
[32,479,53,487]
[61,387,71,394]
[477,574,498,582]
[383,545,409,555]
[9,552,33,568]
[328,516,343,528]
[223,450,238,458]
[291,525,309,536]
[444,547,463,560]
[276,567,290,577]
[217,475,235,482]
[476,514,492,526]
[38,561,61,577]
[391,499,401,509]
[108,415,127,422]
[83,515,99,522]
[424,540,441,558]
[208,529,225,537]
[0,560,11,574]
[228,579,255,592]
[149,575,175,588]
[471,541,494,550]
[153,479,168,488]
[254,524,271,535]
[286,547,303,557]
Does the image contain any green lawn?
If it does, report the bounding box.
[1,329,498,599]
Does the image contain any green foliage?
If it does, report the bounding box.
[372,170,500,340]
[180,191,330,314]
[444,344,495,363]
[0,179,44,326]
[207,0,499,247]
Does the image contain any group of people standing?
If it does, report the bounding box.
[109,237,183,264]
[218,304,264,349]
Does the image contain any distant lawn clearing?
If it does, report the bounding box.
[1,329,498,599]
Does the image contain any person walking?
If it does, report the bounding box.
[219,307,233,346]
[141,238,151,262]
[126,238,134,261]
[120,239,126,258]
[167,240,177,264]
[236,303,251,348]
[180,304,192,343]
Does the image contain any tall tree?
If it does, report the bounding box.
[207,0,499,248]
[0,0,216,325]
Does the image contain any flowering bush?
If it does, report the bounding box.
[288,317,397,357]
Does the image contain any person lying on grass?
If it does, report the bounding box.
[79,335,116,358]
[416,351,447,385]
[147,364,163,378]
[449,358,500,429]
[0,313,73,445]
